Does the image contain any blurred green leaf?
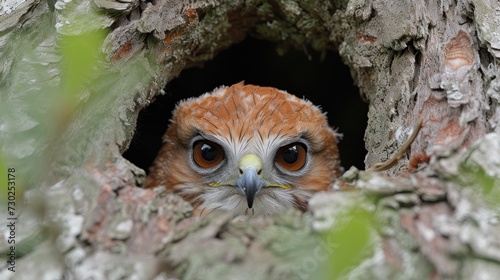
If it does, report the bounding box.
[59,30,107,100]
[0,156,7,205]
[321,207,375,279]
[460,164,500,206]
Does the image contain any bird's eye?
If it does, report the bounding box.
[192,140,225,168]
[275,143,307,171]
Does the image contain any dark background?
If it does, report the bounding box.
[123,37,368,173]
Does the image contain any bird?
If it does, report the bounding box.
[144,81,342,217]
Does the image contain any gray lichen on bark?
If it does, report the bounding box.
[1,0,500,279]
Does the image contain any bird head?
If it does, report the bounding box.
[145,82,342,217]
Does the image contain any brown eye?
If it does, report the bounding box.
[275,143,307,171]
[193,140,225,168]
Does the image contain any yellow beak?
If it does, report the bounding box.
[236,154,265,208]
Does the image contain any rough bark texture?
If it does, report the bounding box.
[1,0,500,279]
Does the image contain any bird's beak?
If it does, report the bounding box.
[235,154,265,209]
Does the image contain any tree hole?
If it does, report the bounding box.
[123,37,368,173]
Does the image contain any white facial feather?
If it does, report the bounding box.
[189,132,313,216]
[198,186,300,216]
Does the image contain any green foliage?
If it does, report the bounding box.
[281,198,377,280]
[459,164,500,206]
[59,31,107,97]
[319,207,376,279]
[0,30,107,206]
[0,156,7,205]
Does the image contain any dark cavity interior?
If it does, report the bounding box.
[123,37,368,174]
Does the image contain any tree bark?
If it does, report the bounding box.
[1,0,500,279]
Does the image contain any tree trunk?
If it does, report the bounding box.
[1,0,500,279]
